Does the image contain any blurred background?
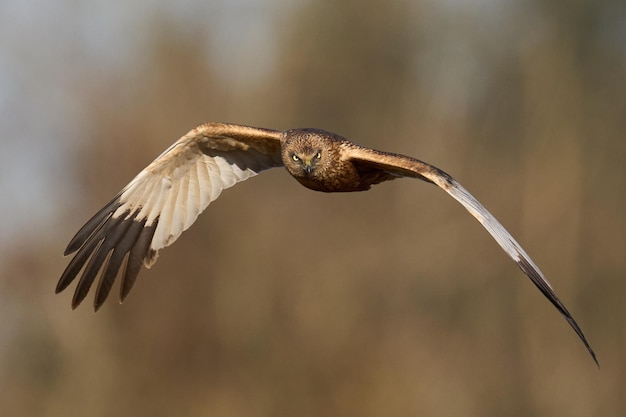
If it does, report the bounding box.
[1,0,625,416]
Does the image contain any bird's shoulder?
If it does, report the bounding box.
[144,122,284,175]
[188,122,283,155]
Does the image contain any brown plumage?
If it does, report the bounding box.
[57,122,598,366]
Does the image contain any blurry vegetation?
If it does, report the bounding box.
[1,0,625,416]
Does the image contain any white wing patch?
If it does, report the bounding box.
[115,152,262,262]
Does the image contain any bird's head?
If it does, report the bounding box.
[282,129,330,178]
[288,147,323,176]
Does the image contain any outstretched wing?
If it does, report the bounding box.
[58,122,284,310]
[344,145,598,366]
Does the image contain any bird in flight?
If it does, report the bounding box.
[57,122,598,365]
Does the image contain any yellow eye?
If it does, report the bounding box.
[315,152,321,159]
[292,154,300,162]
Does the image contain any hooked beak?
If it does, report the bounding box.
[303,159,313,175]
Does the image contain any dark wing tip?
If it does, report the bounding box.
[91,215,148,311]
[118,220,158,305]
[516,253,599,368]
[438,178,598,367]
[64,195,123,256]
[58,196,159,310]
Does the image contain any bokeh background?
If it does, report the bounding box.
[1,0,625,416]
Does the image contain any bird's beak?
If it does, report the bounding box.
[303,159,313,175]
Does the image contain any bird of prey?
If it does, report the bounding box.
[57,122,598,365]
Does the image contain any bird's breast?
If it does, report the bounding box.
[291,161,369,193]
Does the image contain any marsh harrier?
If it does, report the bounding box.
[57,122,598,365]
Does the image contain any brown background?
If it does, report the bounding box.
[1,0,625,416]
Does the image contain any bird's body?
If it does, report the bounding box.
[281,128,389,192]
[57,122,598,365]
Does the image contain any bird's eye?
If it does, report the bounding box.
[315,151,322,159]
[292,154,300,162]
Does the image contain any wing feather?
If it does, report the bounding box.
[186,161,202,229]
[59,122,283,309]
[64,196,122,255]
[173,168,191,234]
[95,212,144,309]
[196,157,213,208]
[205,157,225,201]
[120,219,157,302]
[345,146,598,366]
[153,176,179,249]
